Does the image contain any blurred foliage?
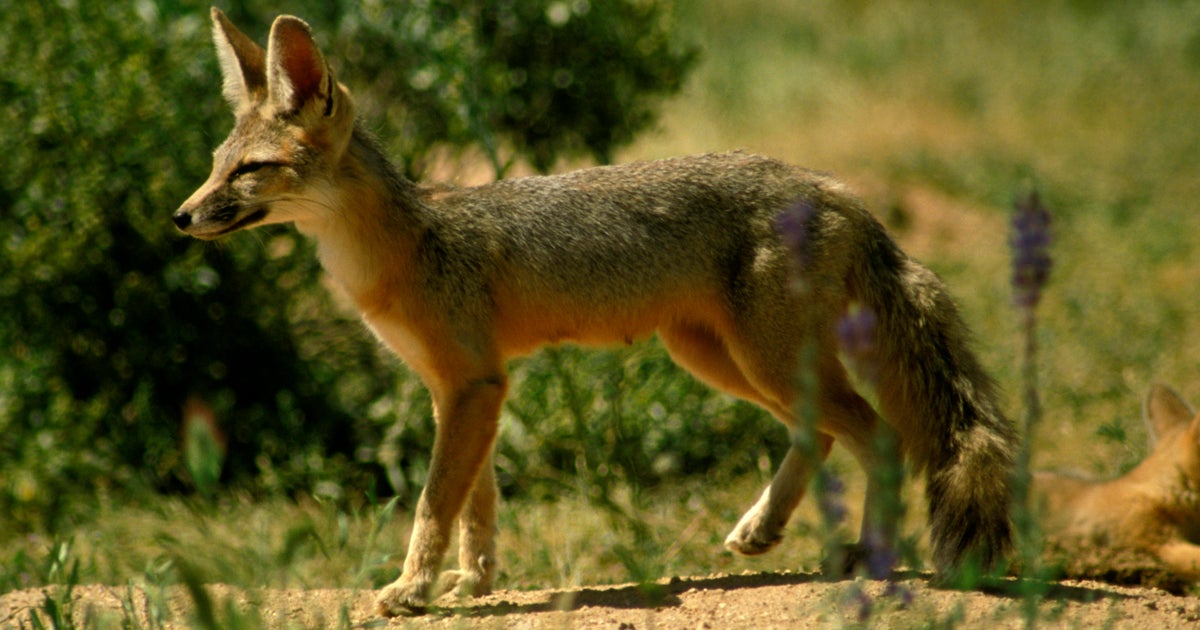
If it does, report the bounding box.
[321,0,698,175]
[0,1,388,529]
[0,0,706,530]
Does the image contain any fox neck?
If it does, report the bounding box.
[297,123,427,309]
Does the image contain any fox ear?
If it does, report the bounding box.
[1143,383,1195,446]
[265,15,338,116]
[211,8,267,110]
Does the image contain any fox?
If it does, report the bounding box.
[174,9,1018,616]
[1033,384,1200,581]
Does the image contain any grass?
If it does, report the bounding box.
[6,0,1200,626]
[0,468,877,627]
[1,466,873,589]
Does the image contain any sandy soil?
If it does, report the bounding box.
[4,568,1200,629]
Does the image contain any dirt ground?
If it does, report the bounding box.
[4,568,1200,629]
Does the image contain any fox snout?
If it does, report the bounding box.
[172,199,220,239]
[173,173,275,240]
[173,201,270,240]
[172,209,195,231]
[173,182,223,238]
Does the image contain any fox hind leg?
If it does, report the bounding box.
[813,369,904,576]
[724,360,894,563]
[724,434,834,554]
[664,312,901,567]
[660,323,779,407]
[660,323,820,554]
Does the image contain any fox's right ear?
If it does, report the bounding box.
[211,7,267,111]
[1143,383,1195,446]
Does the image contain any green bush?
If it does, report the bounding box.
[324,1,698,175]
[0,1,752,530]
[0,2,390,528]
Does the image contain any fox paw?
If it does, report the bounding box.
[438,568,492,598]
[724,519,783,556]
[820,543,869,578]
[375,580,431,617]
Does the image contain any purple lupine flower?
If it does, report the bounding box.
[1012,190,1052,577]
[837,304,879,383]
[862,527,897,580]
[1011,190,1052,310]
[817,469,847,526]
[884,581,914,608]
[845,583,873,622]
[776,199,818,278]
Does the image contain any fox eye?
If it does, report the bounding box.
[229,161,280,180]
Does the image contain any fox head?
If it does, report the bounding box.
[173,8,355,239]
[1141,384,1200,506]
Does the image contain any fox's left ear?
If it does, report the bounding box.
[265,15,339,117]
[1143,383,1196,446]
[211,8,267,111]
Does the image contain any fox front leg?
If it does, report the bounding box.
[1157,540,1200,581]
[375,376,506,616]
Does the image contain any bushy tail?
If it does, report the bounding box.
[849,224,1018,573]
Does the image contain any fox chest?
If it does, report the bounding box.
[362,311,433,377]
[354,285,496,395]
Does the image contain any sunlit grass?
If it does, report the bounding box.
[2,455,876,594]
[1,462,918,626]
[6,451,921,584]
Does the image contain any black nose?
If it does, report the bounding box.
[172,211,192,230]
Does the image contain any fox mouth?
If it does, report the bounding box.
[186,206,270,239]
[220,207,270,234]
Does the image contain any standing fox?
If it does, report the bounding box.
[1034,384,1200,580]
[175,9,1018,616]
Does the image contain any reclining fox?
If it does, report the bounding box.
[174,9,1018,616]
[1034,384,1200,582]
